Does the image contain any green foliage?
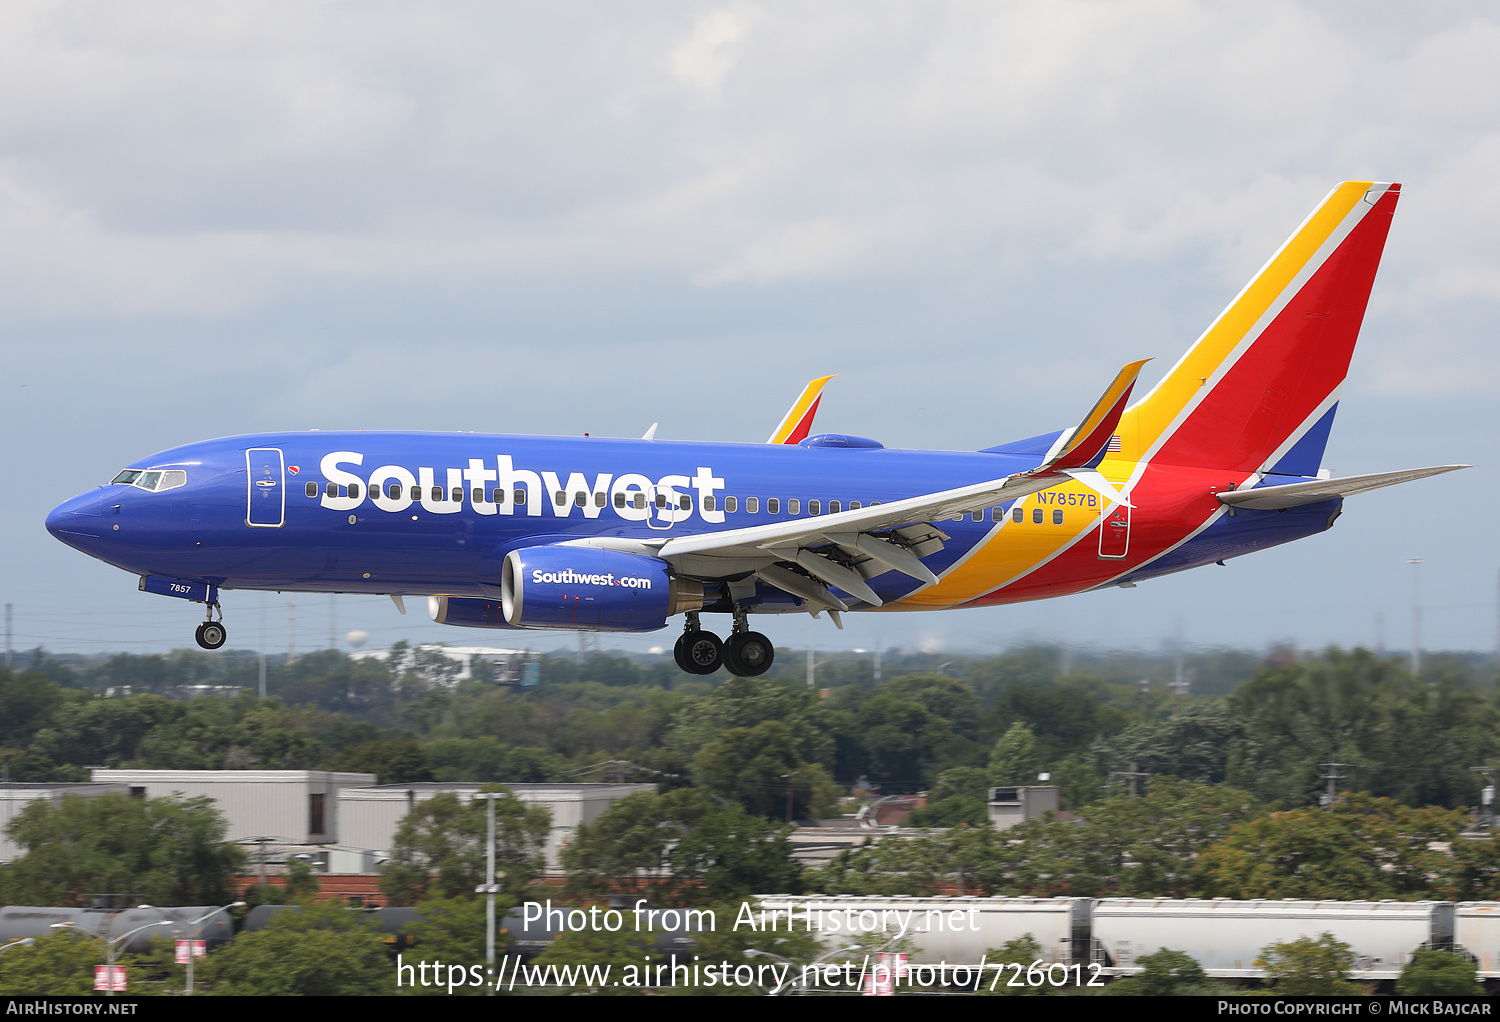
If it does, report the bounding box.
[324,736,434,783]
[905,762,993,825]
[975,933,1046,996]
[905,795,988,828]
[563,788,802,904]
[379,789,551,905]
[424,737,566,782]
[834,689,953,785]
[693,720,838,819]
[989,722,1042,784]
[677,903,823,996]
[990,778,1261,898]
[1395,948,1485,995]
[1104,947,1216,996]
[1227,649,1499,808]
[993,677,1132,762]
[284,858,321,904]
[1257,932,1361,995]
[203,904,394,995]
[0,931,135,995]
[1049,753,1103,810]
[1093,702,1238,785]
[398,894,516,996]
[1,793,245,907]
[529,925,646,995]
[668,676,835,768]
[0,669,87,749]
[1195,793,1463,900]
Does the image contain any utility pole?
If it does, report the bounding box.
[4,603,10,670]
[330,594,336,651]
[1471,767,1497,831]
[873,632,882,683]
[1111,762,1150,798]
[1319,761,1348,807]
[258,594,267,699]
[287,594,296,667]
[1407,558,1423,679]
[806,625,815,689]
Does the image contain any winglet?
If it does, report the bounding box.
[767,375,836,444]
[1048,360,1150,472]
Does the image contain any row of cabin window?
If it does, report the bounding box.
[303,481,1068,524]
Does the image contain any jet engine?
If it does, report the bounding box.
[499,546,703,631]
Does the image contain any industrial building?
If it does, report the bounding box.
[91,770,377,846]
[83,769,653,875]
[337,781,655,868]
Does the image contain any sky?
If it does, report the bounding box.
[2,1,1498,662]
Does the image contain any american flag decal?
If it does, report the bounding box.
[1107,435,1122,453]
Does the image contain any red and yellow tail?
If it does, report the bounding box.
[1120,181,1400,476]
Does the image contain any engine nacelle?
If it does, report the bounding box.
[500,546,703,632]
[427,596,521,629]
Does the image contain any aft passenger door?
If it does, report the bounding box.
[246,448,286,528]
[1098,502,1130,559]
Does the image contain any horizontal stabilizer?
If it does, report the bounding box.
[1217,465,1470,510]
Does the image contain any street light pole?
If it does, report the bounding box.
[52,915,170,996]
[179,902,245,995]
[473,791,507,990]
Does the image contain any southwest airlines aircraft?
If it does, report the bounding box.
[47,181,1464,677]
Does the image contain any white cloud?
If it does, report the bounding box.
[671,7,753,91]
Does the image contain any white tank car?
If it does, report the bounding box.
[751,895,1086,965]
[1091,898,1454,981]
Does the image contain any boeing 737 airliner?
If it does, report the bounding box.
[46,181,1465,677]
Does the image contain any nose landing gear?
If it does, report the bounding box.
[194,602,226,650]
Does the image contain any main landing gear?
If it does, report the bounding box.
[673,611,774,677]
[194,602,226,650]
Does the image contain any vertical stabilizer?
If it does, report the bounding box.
[1120,181,1400,476]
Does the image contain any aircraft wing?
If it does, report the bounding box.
[644,361,1150,610]
[1217,465,1470,510]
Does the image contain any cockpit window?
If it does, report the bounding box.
[115,469,188,492]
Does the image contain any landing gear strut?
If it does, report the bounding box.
[194,602,226,650]
[672,611,775,678]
